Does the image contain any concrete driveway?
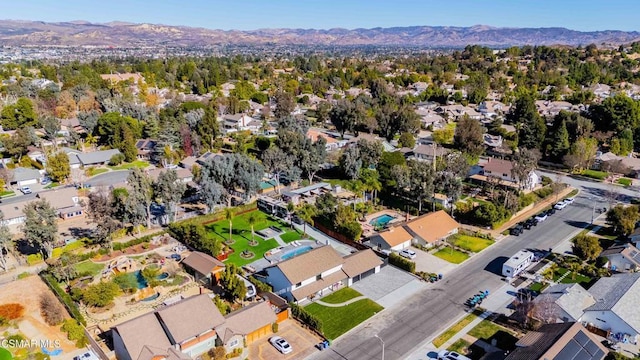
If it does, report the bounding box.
[412,246,457,274]
[248,320,322,359]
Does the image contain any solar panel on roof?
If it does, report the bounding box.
[555,340,582,360]
[575,331,590,346]
[584,340,601,355]
[135,140,145,148]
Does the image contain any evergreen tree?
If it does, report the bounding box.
[548,119,570,161]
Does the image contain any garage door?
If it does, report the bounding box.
[352,268,376,283]
[246,325,271,344]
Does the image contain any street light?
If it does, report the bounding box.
[374,334,385,360]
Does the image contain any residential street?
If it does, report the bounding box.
[85,170,130,187]
[310,177,620,360]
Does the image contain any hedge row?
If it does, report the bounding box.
[249,276,273,293]
[112,232,164,251]
[40,273,86,325]
[389,253,416,273]
[290,302,323,333]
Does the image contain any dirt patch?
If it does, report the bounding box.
[0,276,79,354]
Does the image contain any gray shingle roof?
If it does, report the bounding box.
[587,272,640,332]
[12,167,41,182]
[76,149,121,165]
[536,283,595,321]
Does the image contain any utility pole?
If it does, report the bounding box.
[374,335,385,360]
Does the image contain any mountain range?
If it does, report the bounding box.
[0,20,638,47]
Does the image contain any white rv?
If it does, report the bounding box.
[502,250,534,278]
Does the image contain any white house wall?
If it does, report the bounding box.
[581,310,639,339]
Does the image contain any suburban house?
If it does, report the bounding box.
[100,73,145,85]
[112,294,286,360]
[262,246,382,303]
[599,244,640,272]
[11,167,42,187]
[0,202,27,226]
[505,322,607,360]
[181,251,225,286]
[222,114,262,134]
[307,129,347,152]
[179,152,222,170]
[471,157,540,190]
[403,210,459,247]
[281,182,332,206]
[532,283,595,323]
[135,139,158,161]
[630,227,640,248]
[368,225,413,251]
[582,272,640,344]
[37,187,83,220]
[147,168,194,184]
[407,144,450,163]
[77,149,122,167]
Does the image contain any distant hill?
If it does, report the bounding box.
[0,20,638,47]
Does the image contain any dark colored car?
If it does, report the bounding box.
[510,224,524,236]
[547,207,556,215]
[526,217,538,227]
[522,220,533,230]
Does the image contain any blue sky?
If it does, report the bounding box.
[0,0,636,31]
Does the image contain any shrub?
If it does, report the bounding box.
[16,272,31,279]
[82,281,120,307]
[0,303,25,320]
[272,322,279,333]
[27,253,43,265]
[533,186,553,199]
[389,253,416,273]
[581,169,608,180]
[339,221,363,241]
[61,319,88,347]
[207,346,226,360]
[541,176,553,186]
[40,293,66,326]
[109,153,125,166]
[249,275,273,293]
[40,274,86,325]
[290,302,323,333]
[113,273,138,293]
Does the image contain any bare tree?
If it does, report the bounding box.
[531,295,559,325]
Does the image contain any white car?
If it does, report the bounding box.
[553,201,568,210]
[269,336,292,354]
[563,197,575,205]
[438,350,471,360]
[534,213,548,223]
[19,186,32,194]
[400,249,417,259]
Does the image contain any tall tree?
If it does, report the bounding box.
[511,148,541,190]
[127,168,154,230]
[509,93,546,149]
[274,90,295,119]
[46,152,71,183]
[296,204,317,238]
[87,191,121,250]
[21,199,58,259]
[0,98,38,130]
[454,116,485,158]
[0,212,12,271]
[339,146,362,179]
[357,139,384,168]
[299,137,327,184]
[153,170,186,223]
[246,211,262,245]
[261,147,292,193]
[563,137,598,171]
[41,116,61,150]
[224,208,235,243]
[197,104,220,150]
[547,118,570,161]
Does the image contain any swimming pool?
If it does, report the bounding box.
[281,246,313,260]
[370,214,395,228]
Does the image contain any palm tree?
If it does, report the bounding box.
[224,207,235,243]
[286,202,295,229]
[297,204,317,238]
[247,211,262,245]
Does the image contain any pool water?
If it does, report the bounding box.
[370,214,395,228]
[141,293,160,302]
[128,270,169,289]
[281,246,313,260]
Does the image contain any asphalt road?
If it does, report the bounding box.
[85,170,130,187]
[316,192,611,360]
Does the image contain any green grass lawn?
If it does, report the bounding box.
[0,190,15,197]
[206,211,288,266]
[280,230,303,243]
[108,160,149,171]
[434,248,470,264]
[551,267,592,285]
[85,167,109,177]
[580,169,608,180]
[617,177,633,186]
[432,313,478,347]
[451,235,494,253]
[468,320,518,351]
[529,282,548,293]
[305,298,383,340]
[319,288,362,304]
[44,182,60,189]
[74,260,104,276]
[447,339,471,353]
[594,226,618,240]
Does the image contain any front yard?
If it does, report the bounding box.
[432,313,478,347]
[108,160,150,171]
[433,248,470,264]
[467,319,518,351]
[305,289,383,340]
[450,235,494,253]
[74,260,105,277]
[317,287,362,304]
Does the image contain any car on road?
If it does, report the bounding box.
[563,197,575,205]
[269,336,292,354]
[534,213,548,223]
[400,249,417,259]
[510,224,524,236]
[438,350,471,360]
[554,201,568,210]
[546,207,556,215]
[41,176,52,185]
[19,186,32,194]
[166,253,181,261]
[525,218,537,228]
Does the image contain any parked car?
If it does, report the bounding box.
[563,197,575,205]
[554,201,568,210]
[73,351,99,360]
[522,220,533,230]
[41,176,52,185]
[438,350,471,360]
[400,249,417,259]
[546,207,556,215]
[19,186,32,194]
[534,213,548,223]
[269,336,292,354]
[167,253,181,261]
[510,224,524,236]
[526,217,538,227]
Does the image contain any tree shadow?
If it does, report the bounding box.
[15,239,40,256]
[564,220,590,229]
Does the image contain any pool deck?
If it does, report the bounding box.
[362,210,410,237]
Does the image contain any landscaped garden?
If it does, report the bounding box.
[433,248,470,264]
[305,289,383,340]
[467,319,518,351]
[108,160,150,171]
[74,260,105,277]
[450,234,494,253]
[280,230,304,243]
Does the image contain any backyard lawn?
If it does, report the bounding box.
[74,260,104,276]
[319,288,362,304]
[432,313,478,347]
[305,297,383,340]
[206,211,288,266]
[447,339,471,353]
[550,267,592,285]
[280,230,303,243]
[434,248,470,264]
[451,235,494,253]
